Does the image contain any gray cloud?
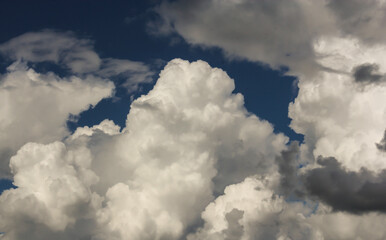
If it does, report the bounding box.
[305,156,386,213]
[353,63,385,84]
[154,0,386,76]
[223,209,244,240]
[275,141,304,197]
[376,130,386,152]
[327,0,386,43]
[154,0,334,76]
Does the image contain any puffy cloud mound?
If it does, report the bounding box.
[187,177,320,240]
[0,31,154,178]
[0,59,288,239]
[0,61,114,178]
[289,37,386,172]
[146,1,386,238]
[2,58,386,240]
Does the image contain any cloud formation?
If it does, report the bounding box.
[0,61,113,178]
[150,0,386,237]
[0,31,153,178]
[289,37,386,172]
[1,0,386,238]
[1,56,386,239]
[0,59,288,239]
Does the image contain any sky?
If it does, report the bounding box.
[0,0,385,239]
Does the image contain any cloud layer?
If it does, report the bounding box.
[154,0,386,76]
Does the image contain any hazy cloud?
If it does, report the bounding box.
[0,31,155,177]
[0,30,154,89]
[97,58,154,92]
[0,30,101,73]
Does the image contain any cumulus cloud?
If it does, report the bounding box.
[187,176,321,240]
[0,59,288,239]
[2,0,386,237]
[0,61,113,178]
[1,56,386,239]
[188,171,386,240]
[0,31,154,178]
[289,37,386,172]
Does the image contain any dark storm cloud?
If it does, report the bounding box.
[376,130,386,152]
[275,141,304,197]
[305,156,386,213]
[353,63,385,84]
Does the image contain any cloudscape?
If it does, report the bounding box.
[0,1,385,239]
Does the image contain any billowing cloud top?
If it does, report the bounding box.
[0,59,289,239]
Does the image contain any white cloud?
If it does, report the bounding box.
[289,37,386,172]
[0,31,155,178]
[187,176,321,240]
[149,1,386,238]
[0,61,114,178]
[2,1,386,236]
[1,56,385,239]
[0,59,288,239]
[188,175,386,240]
